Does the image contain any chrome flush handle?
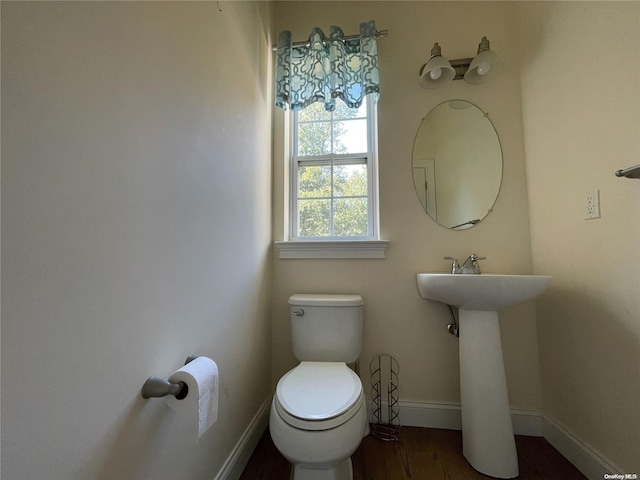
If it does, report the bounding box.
[292,309,305,316]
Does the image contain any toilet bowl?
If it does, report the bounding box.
[270,362,367,480]
[269,294,367,480]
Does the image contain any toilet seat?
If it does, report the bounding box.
[275,362,363,431]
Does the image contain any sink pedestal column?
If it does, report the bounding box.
[458,309,519,479]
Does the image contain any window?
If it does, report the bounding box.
[289,96,379,241]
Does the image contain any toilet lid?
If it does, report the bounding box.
[276,362,362,421]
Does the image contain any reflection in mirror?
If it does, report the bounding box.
[412,100,502,229]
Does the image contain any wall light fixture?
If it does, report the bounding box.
[418,36,503,89]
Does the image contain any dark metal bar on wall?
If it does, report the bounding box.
[271,29,388,51]
[615,164,640,179]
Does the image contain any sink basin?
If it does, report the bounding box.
[416,272,552,478]
[416,273,552,311]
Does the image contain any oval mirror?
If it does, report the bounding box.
[412,100,502,229]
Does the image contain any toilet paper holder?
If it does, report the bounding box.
[141,355,198,399]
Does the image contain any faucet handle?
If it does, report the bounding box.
[443,256,460,274]
[464,254,486,274]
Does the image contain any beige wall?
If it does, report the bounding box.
[272,1,540,410]
[518,2,640,471]
[1,2,273,479]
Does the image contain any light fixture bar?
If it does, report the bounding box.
[418,36,503,88]
[449,58,474,80]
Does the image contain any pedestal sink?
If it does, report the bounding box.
[416,273,552,479]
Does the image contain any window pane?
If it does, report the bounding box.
[333,100,367,120]
[298,122,331,156]
[334,119,368,154]
[334,198,368,236]
[334,164,367,197]
[299,164,331,198]
[298,101,331,122]
[298,199,331,237]
[290,97,376,240]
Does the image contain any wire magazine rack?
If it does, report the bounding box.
[369,353,400,441]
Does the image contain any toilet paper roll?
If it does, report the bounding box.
[166,356,219,440]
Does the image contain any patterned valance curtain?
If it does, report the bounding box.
[275,20,380,112]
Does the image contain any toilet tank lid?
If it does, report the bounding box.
[288,294,363,307]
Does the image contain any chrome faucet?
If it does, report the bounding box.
[443,256,461,274]
[461,254,486,274]
[444,254,486,274]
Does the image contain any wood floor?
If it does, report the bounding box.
[240,426,588,480]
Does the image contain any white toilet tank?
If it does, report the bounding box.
[289,294,363,363]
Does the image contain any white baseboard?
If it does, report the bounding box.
[541,415,623,480]
[368,401,623,479]
[367,399,542,436]
[214,396,271,480]
[215,398,624,480]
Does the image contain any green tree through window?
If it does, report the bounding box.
[294,100,371,238]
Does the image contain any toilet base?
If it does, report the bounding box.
[291,458,353,480]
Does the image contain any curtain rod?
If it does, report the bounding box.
[271,29,388,51]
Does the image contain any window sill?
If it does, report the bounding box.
[274,240,389,259]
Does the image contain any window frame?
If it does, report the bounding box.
[288,95,380,242]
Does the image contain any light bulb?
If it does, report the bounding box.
[476,61,491,76]
[429,68,442,80]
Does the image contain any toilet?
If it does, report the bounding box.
[270,294,368,480]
